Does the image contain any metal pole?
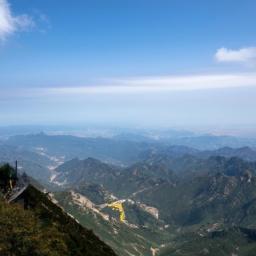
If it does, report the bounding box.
[15,160,17,176]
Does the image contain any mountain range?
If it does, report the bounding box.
[48,155,256,255]
[1,132,256,171]
[1,131,256,255]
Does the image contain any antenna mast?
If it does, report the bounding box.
[15,160,17,176]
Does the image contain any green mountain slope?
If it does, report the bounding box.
[53,157,178,199]
[47,156,256,255]
[143,153,256,181]
[160,227,256,256]
[53,189,170,256]
[52,156,256,230]
[0,185,117,256]
[132,171,256,229]
[52,171,256,256]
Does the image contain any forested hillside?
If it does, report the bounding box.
[0,185,117,256]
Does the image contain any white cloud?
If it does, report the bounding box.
[1,73,256,101]
[214,47,256,63]
[101,73,256,93]
[0,0,34,43]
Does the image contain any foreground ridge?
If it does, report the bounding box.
[0,177,117,255]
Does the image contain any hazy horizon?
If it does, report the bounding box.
[1,123,256,139]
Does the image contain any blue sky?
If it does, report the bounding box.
[1,0,256,129]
